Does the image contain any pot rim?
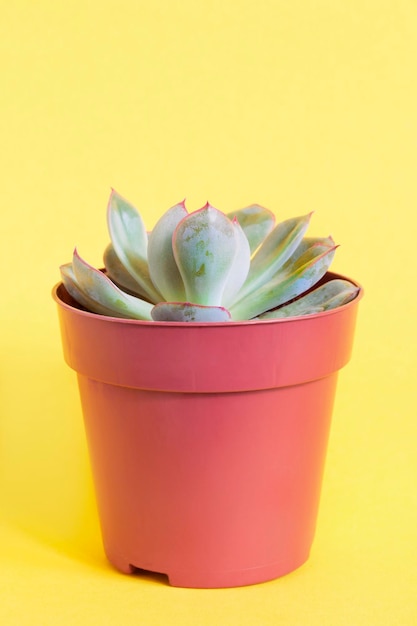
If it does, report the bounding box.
[52,270,363,328]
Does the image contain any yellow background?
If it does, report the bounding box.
[1,0,416,623]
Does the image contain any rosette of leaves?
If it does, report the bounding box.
[60,190,359,322]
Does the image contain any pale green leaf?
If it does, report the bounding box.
[258,279,360,319]
[104,244,154,301]
[237,212,313,302]
[227,204,275,254]
[71,249,153,319]
[147,201,187,301]
[151,302,231,322]
[230,243,337,320]
[172,204,238,306]
[281,236,335,270]
[107,189,162,302]
[60,263,120,317]
[221,218,251,307]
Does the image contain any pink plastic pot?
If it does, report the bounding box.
[53,271,362,588]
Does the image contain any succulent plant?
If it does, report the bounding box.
[60,190,359,322]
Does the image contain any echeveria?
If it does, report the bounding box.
[60,190,359,322]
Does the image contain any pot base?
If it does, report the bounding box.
[107,552,309,588]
